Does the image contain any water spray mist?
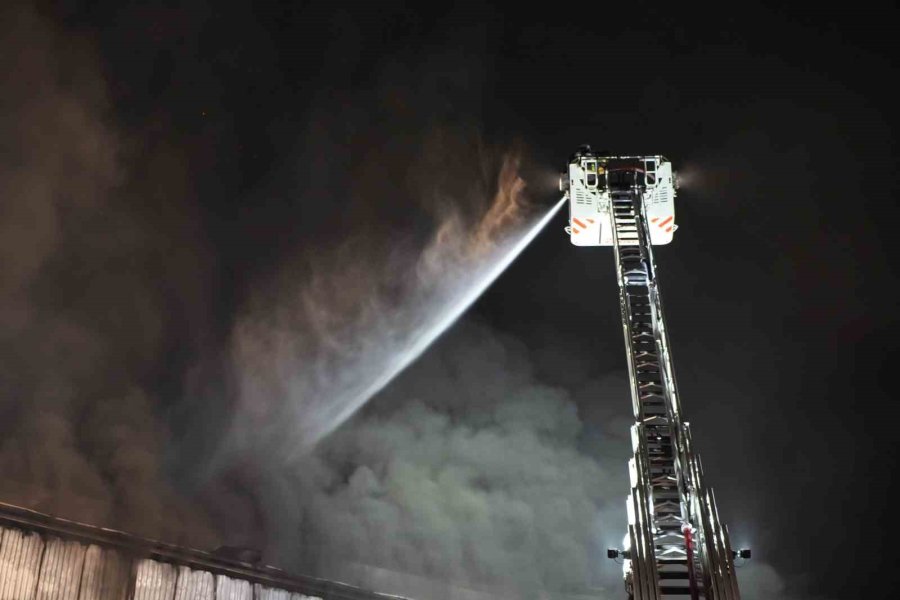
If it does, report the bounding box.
[309,195,567,445]
[231,166,566,456]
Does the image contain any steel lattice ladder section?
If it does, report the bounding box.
[609,189,741,600]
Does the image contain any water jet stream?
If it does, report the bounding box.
[305,196,567,446]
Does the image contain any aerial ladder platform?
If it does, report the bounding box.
[561,147,748,599]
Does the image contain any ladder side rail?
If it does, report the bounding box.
[689,492,718,598]
[721,525,741,600]
[649,284,697,498]
[684,428,739,600]
[703,488,734,600]
[613,191,660,600]
[619,287,645,420]
[637,436,663,598]
[628,524,649,600]
[627,461,656,600]
[685,432,727,599]
[633,444,662,600]
[709,489,741,600]
[635,193,688,451]
[611,198,650,422]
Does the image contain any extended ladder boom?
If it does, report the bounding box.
[561,148,745,599]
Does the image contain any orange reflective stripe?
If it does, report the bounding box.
[572,218,588,229]
[659,216,673,227]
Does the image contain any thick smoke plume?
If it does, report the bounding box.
[0,3,215,545]
[232,321,615,599]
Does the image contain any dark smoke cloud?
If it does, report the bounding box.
[0,2,215,545]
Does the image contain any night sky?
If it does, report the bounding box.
[3,1,898,599]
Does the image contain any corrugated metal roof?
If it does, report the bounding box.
[78,545,129,600]
[133,559,176,600]
[173,566,214,600]
[215,574,252,600]
[0,526,45,600]
[0,503,403,600]
[254,585,317,600]
[255,585,292,600]
[35,537,86,600]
